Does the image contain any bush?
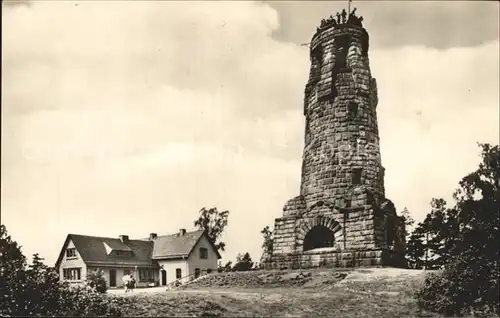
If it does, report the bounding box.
[86,268,107,293]
[218,261,232,273]
[58,285,122,317]
[233,253,253,272]
[0,224,122,317]
[416,254,499,317]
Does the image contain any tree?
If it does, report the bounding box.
[400,207,420,268]
[405,198,460,269]
[260,225,273,260]
[1,224,28,315]
[400,207,415,236]
[0,224,122,317]
[233,253,254,272]
[194,207,229,252]
[417,143,500,316]
[406,227,426,269]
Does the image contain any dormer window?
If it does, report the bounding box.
[102,242,132,257]
[66,248,76,258]
[199,247,208,259]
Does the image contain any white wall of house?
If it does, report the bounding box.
[187,235,219,276]
[156,235,219,286]
[157,258,189,285]
[58,239,87,285]
[87,266,159,288]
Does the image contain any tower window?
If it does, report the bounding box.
[348,102,358,119]
[352,168,362,185]
[310,46,323,82]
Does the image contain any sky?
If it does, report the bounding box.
[1,0,499,266]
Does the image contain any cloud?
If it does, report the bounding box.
[2,1,498,266]
[267,1,499,49]
[2,0,307,264]
[373,41,499,221]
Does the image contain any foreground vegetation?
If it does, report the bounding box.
[111,268,438,317]
[0,225,121,317]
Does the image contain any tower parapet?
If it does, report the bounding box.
[262,9,406,270]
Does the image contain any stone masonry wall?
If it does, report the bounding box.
[300,24,385,208]
[266,18,405,269]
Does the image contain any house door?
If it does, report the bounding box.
[109,269,116,287]
[161,269,167,286]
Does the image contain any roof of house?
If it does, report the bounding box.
[151,229,221,260]
[55,234,156,269]
[55,229,221,269]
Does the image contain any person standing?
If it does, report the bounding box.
[122,273,131,292]
[129,275,136,292]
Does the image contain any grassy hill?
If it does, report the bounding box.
[111,268,444,317]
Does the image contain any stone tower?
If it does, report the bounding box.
[262,10,406,269]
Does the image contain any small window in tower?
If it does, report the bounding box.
[348,102,358,119]
[311,46,323,82]
[312,45,323,64]
[352,168,362,185]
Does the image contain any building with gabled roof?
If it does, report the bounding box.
[55,228,221,288]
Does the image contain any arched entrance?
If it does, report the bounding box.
[303,225,335,251]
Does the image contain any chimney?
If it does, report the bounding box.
[149,233,157,240]
[119,235,129,243]
[179,229,186,236]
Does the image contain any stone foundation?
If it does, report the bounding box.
[262,248,405,270]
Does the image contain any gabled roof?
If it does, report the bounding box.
[55,234,156,269]
[55,230,222,269]
[152,230,222,260]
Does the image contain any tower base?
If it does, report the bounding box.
[261,248,406,270]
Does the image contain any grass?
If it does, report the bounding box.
[110,268,443,317]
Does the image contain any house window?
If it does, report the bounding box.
[176,268,182,279]
[195,268,201,279]
[199,247,208,259]
[139,269,155,282]
[66,248,76,258]
[124,269,131,275]
[352,168,362,185]
[63,268,81,281]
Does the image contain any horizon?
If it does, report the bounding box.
[2,0,499,266]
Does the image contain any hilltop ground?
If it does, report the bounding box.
[109,268,443,317]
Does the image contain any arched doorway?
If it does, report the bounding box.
[303,225,335,251]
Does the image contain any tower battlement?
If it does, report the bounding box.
[311,8,367,43]
[261,9,406,270]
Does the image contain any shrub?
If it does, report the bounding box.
[57,285,122,317]
[416,254,499,317]
[86,268,107,293]
[233,253,253,272]
[218,261,232,273]
[0,224,122,317]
